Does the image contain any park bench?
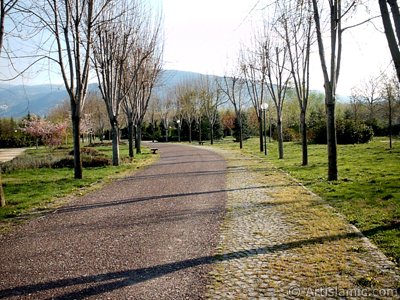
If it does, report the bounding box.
[150,148,158,154]
[198,141,205,145]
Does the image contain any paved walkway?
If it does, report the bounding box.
[0,143,227,299]
[0,144,399,299]
[0,148,26,163]
[205,147,399,299]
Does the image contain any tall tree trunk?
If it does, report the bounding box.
[239,119,243,149]
[258,115,263,152]
[389,95,393,149]
[152,122,155,143]
[188,122,192,143]
[111,121,120,166]
[198,117,202,143]
[312,0,339,181]
[277,116,284,159]
[210,124,214,145]
[300,109,308,166]
[71,105,83,179]
[326,101,338,180]
[379,0,400,83]
[136,123,142,154]
[128,121,134,158]
[134,126,138,150]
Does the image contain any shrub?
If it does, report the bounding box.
[282,128,300,142]
[52,157,75,168]
[83,156,111,167]
[52,155,111,168]
[309,119,373,145]
[336,120,374,144]
[69,147,100,156]
[1,155,57,173]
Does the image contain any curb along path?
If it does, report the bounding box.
[205,147,399,299]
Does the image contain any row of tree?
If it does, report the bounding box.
[0,0,163,207]
[218,0,400,181]
[0,0,163,180]
[1,0,400,185]
[143,74,398,145]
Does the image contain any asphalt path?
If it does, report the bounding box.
[0,148,26,163]
[0,143,227,299]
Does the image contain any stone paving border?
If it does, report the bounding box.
[205,147,399,299]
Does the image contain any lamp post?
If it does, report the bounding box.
[260,103,269,156]
[176,119,181,142]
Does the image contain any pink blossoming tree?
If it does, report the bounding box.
[22,115,68,149]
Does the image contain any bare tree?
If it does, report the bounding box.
[0,0,18,207]
[199,76,225,145]
[176,82,196,143]
[349,88,364,123]
[145,96,161,143]
[83,93,109,142]
[219,71,247,149]
[122,16,163,156]
[263,26,292,159]
[278,0,314,165]
[135,56,162,154]
[0,0,18,52]
[380,72,399,148]
[159,95,173,142]
[351,75,382,122]
[193,89,203,143]
[379,0,400,83]
[240,41,268,153]
[92,0,147,166]
[24,0,109,179]
[311,0,360,180]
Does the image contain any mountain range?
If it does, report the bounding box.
[0,69,208,118]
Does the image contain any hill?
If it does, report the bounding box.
[0,70,212,118]
[0,84,68,118]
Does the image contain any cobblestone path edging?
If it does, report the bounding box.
[205,147,399,299]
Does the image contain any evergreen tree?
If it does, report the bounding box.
[233,113,251,142]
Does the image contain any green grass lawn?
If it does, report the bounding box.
[0,143,157,225]
[213,136,400,265]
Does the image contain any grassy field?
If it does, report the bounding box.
[213,137,400,265]
[0,143,157,226]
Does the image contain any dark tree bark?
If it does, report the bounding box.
[379,0,400,83]
[128,120,134,158]
[312,0,346,181]
[219,75,246,149]
[0,0,19,206]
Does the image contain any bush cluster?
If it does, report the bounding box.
[309,118,373,145]
[53,156,111,168]
[336,120,374,144]
[1,147,111,174]
[1,155,57,173]
[69,147,101,156]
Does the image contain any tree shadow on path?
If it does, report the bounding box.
[1,223,397,299]
[55,184,299,214]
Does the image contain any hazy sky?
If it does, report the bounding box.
[0,0,393,97]
[161,0,393,96]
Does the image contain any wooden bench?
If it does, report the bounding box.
[150,148,158,154]
[198,141,205,145]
